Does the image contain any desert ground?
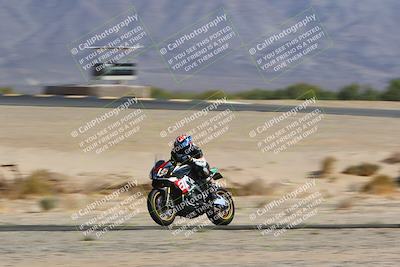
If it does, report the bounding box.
[1,229,400,267]
[0,104,399,183]
[0,101,399,266]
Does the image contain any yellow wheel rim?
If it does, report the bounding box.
[152,191,174,221]
[216,191,233,220]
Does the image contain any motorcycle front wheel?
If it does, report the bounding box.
[207,188,235,225]
[147,189,176,226]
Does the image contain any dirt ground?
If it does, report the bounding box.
[0,104,399,219]
[1,229,400,267]
[0,104,399,183]
[0,103,399,266]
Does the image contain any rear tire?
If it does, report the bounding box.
[147,189,176,226]
[207,188,235,225]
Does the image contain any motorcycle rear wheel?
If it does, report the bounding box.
[147,189,176,226]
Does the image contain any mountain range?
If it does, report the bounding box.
[0,0,399,93]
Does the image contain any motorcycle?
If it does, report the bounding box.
[147,158,235,226]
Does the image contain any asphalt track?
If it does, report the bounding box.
[0,224,399,232]
[0,94,399,118]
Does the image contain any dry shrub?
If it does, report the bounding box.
[81,235,96,241]
[382,152,400,164]
[0,178,10,192]
[229,179,273,196]
[362,175,396,195]
[328,176,338,183]
[81,174,142,194]
[320,156,336,177]
[307,171,321,179]
[39,197,58,211]
[5,169,65,199]
[12,170,53,198]
[342,163,380,176]
[336,198,353,210]
[95,181,151,195]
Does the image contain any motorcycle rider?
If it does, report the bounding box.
[170,134,210,182]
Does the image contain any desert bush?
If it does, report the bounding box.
[6,169,56,198]
[342,163,380,176]
[193,90,231,100]
[320,156,336,177]
[148,79,400,101]
[381,79,400,101]
[382,152,400,164]
[283,83,321,99]
[338,84,360,100]
[19,170,53,196]
[0,87,14,94]
[230,179,272,196]
[0,178,9,192]
[316,90,337,100]
[234,88,273,100]
[336,198,353,210]
[362,175,396,195]
[150,87,173,99]
[358,87,381,100]
[81,235,96,241]
[39,197,58,211]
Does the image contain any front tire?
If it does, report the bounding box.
[147,189,176,226]
[207,188,235,225]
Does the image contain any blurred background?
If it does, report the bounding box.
[0,0,399,95]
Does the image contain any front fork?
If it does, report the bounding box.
[165,187,171,205]
[164,187,177,210]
